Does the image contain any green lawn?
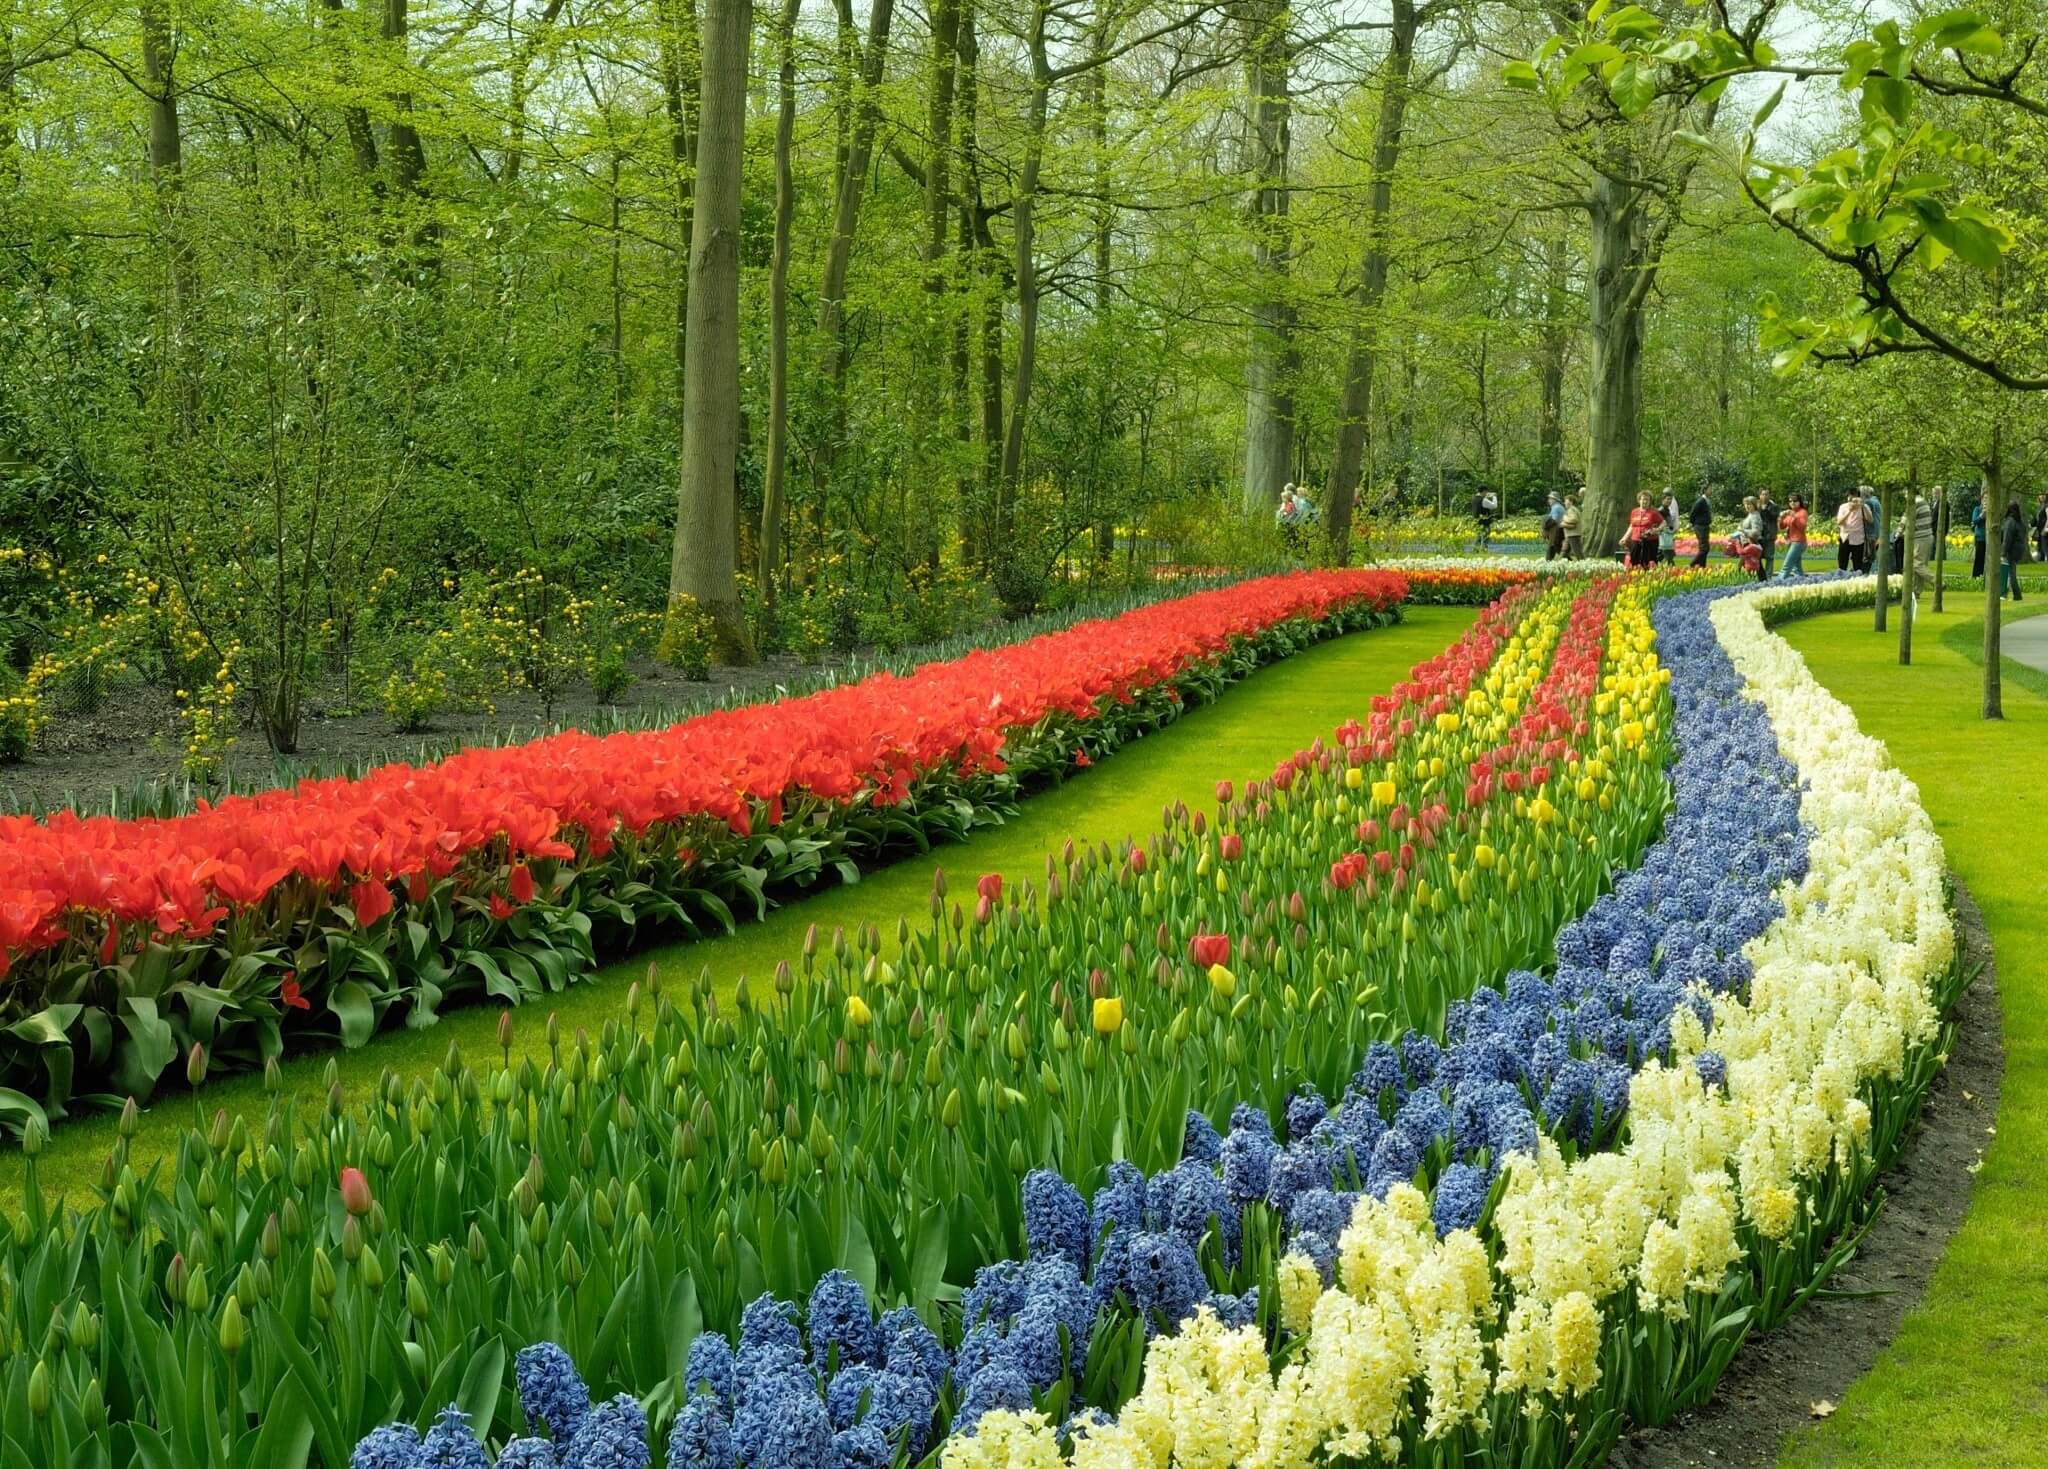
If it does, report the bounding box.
[1774,603,2048,1468]
[0,606,1478,1212]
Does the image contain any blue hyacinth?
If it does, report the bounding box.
[807,1270,881,1371]
[350,1426,422,1469]
[665,1397,735,1469]
[1123,1230,1204,1325]
[1182,1108,1224,1163]
[832,1424,892,1469]
[1023,1169,1091,1272]
[738,1294,805,1359]
[1219,1122,1276,1205]
[516,1343,592,1446]
[741,1383,834,1469]
[1431,1161,1489,1236]
[683,1332,736,1410]
[561,1394,648,1469]
[1695,1049,1728,1090]
[1090,1159,1149,1240]
[879,1307,950,1396]
[956,1362,1032,1436]
[1283,1086,1328,1141]
[495,1440,559,1469]
[418,1406,490,1469]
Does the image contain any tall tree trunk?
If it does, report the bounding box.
[655,0,699,443]
[1089,6,1116,561]
[139,0,190,417]
[502,0,568,188]
[1898,468,1917,664]
[669,0,754,662]
[1240,0,1295,516]
[1582,168,1649,555]
[816,0,896,385]
[319,0,382,184]
[1536,227,1569,490]
[1983,424,2005,720]
[381,0,435,260]
[759,0,802,602]
[1324,0,1415,560]
[997,0,1050,496]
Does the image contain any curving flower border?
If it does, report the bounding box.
[947,572,1956,1467]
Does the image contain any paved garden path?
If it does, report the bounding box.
[2002,610,2048,674]
[2,605,1478,1207]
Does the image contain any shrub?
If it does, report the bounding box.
[381,651,450,732]
[655,593,716,679]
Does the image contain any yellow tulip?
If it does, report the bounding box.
[1473,844,1496,870]
[1207,963,1237,999]
[1371,780,1397,808]
[846,994,872,1028]
[1345,766,1364,790]
[1092,996,1124,1034]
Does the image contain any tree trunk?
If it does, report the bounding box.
[1240,0,1295,516]
[757,0,801,602]
[1983,425,2004,720]
[816,0,897,386]
[1898,472,1916,664]
[655,0,699,441]
[669,0,754,662]
[381,0,435,260]
[997,0,1050,496]
[1873,490,1890,630]
[1324,0,1414,561]
[1537,228,1569,491]
[1582,168,1648,555]
[319,0,381,184]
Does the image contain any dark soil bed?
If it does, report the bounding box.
[0,650,845,815]
[1610,878,2005,1469]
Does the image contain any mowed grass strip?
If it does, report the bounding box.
[1,606,1478,1212]
[1775,604,2048,1469]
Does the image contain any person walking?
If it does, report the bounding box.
[1755,487,1779,584]
[1561,494,1584,560]
[1688,487,1714,568]
[1658,490,1679,564]
[1777,495,1810,578]
[1972,494,1987,579]
[2034,497,2048,563]
[2000,499,2027,601]
[1542,491,1566,561]
[1836,489,1869,572]
[1625,490,1664,569]
[1473,486,1500,549]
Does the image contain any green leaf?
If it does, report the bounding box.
[1750,79,1787,135]
[1501,59,1541,89]
[910,1202,949,1302]
[1611,60,1657,117]
[327,979,376,1048]
[457,1337,506,1437]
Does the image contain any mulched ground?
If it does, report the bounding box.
[1,651,843,814]
[1611,878,2006,1469]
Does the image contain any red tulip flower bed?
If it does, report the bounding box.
[0,570,1406,1124]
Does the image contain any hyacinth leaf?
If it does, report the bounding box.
[910,1203,948,1302]
[457,1339,506,1446]
[663,1271,703,1377]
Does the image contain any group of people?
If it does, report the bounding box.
[1275,483,1321,554]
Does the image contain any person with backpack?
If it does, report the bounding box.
[1560,495,1584,560]
[1473,487,1500,548]
[1542,491,1566,561]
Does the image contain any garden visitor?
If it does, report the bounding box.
[1473,486,1500,548]
[1725,526,1764,577]
[1972,494,1987,579]
[1276,484,1305,556]
[1836,489,1870,572]
[1777,495,1810,578]
[1543,491,1566,561]
[1625,490,1664,569]
[1688,487,1714,568]
[2002,500,2028,601]
[2034,498,2048,563]
[1658,491,1681,564]
[1561,495,1584,559]
[1755,487,1779,582]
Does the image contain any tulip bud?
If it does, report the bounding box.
[361,1248,386,1290]
[941,1088,963,1129]
[341,1214,365,1263]
[340,1167,373,1217]
[186,1043,208,1087]
[219,1297,246,1355]
[27,1361,50,1419]
[119,1096,140,1139]
[184,1263,210,1313]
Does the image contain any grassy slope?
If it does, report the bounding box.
[1774,604,2048,1469]
[0,606,1478,1212]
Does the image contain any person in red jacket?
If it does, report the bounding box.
[1625,490,1664,569]
[1777,495,1810,577]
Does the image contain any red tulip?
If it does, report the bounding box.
[280,971,310,1011]
[1215,780,1234,804]
[339,1167,373,1216]
[1190,932,1230,969]
[976,873,1003,905]
[1219,834,1243,862]
[350,878,393,928]
[507,864,536,905]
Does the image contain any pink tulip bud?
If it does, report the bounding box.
[340,1167,373,1217]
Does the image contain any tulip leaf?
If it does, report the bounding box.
[910,1202,949,1302]
[327,979,376,1048]
[242,1379,316,1469]
[457,1338,506,1439]
[664,1271,702,1375]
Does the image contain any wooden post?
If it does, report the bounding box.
[1872,487,1890,632]
[1898,467,1917,664]
[1933,490,1948,613]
